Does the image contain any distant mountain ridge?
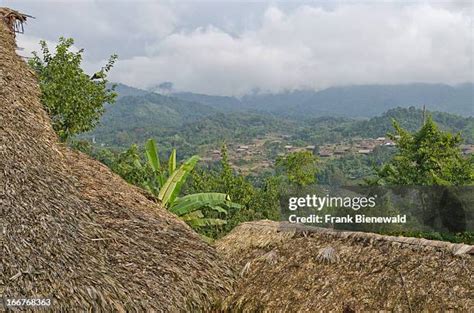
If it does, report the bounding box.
[167,83,474,118]
[112,83,150,99]
[110,82,473,118]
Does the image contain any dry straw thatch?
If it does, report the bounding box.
[0,10,234,311]
[216,220,473,312]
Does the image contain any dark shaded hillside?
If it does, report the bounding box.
[90,93,218,146]
[241,89,318,115]
[85,92,474,151]
[291,107,474,146]
[343,107,474,142]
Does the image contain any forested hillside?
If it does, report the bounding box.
[172,91,243,112]
[298,107,474,145]
[86,84,474,153]
[90,92,218,148]
[344,107,474,141]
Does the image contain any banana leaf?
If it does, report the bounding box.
[168,148,176,175]
[186,217,227,228]
[145,138,160,172]
[158,155,200,206]
[180,210,226,227]
[170,192,241,216]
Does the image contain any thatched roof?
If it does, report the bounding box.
[216,220,473,312]
[0,10,233,311]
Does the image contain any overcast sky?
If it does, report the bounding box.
[3,0,473,95]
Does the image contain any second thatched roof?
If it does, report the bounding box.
[216,220,473,312]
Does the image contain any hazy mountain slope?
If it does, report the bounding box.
[112,83,150,99]
[177,112,296,145]
[240,90,316,114]
[173,92,242,112]
[296,83,474,118]
[169,83,473,118]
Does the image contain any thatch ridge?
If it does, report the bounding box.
[217,220,473,312]
[0,11,233,311]
[0,8,29,36]
[279,221,473,255]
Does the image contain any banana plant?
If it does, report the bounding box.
[170,193,242,228]
[143,138,173,194]
[158,155,200,206]
[142,139,241,228]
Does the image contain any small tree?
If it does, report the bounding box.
[29,37,117,141]
[375,117,473,186]
[276,151,318,186]
[373,117,473,231]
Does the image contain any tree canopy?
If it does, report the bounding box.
[375,117,473,186]
[276,151,318,186]
[29,37,117,141]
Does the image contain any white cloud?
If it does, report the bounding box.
[110,3,473,95]
[16,35,79,58]
[11,1,473,95]
[8,0,178,61]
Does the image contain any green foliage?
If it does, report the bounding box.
[298,107,474,146]
[168,149,177,175]
[87,102,473,164]
[188,144,280,238]
[108,145,149,187]
[158,155,200,206]
[375,117,473,185]
[276,151,318,186]
[317,146,396,185]
[139,139,239,229]
[89,139,237,230]
[171,193,242,228]
[343,107,474,144]
[69,139,93,155]
[29,37,117,141]
[144,138,165,191]
[363,120,474,243]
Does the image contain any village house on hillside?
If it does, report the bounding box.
[319,150,333,157]
[317,137,397,158]
[461,144,474,155]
